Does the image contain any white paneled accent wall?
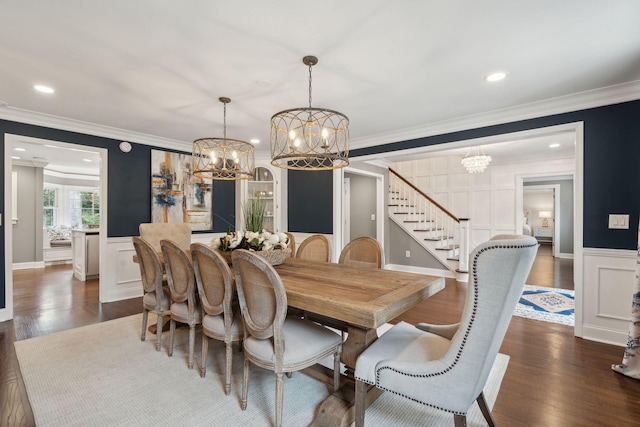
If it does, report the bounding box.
[392,155,574,251]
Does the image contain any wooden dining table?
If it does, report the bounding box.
[274,257,445,427]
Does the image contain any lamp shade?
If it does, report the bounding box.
[538,211,552,218]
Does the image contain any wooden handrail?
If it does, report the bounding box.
[389,167,460,222]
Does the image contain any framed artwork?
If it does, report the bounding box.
[151,149,213,231]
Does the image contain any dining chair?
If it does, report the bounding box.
[161,239,202,370]
[354,234,538,427]
[231,249,342,427]
[191,243,243,394]
[285,232,296,257]
[338,236,384,269]
[295,234,330,262]
[132,236,171,351]
[140,222,192,253]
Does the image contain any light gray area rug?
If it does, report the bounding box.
[15,314,509,426]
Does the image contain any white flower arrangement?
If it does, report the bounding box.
[211,230,289,252]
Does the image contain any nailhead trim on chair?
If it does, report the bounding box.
[365,239,539,415]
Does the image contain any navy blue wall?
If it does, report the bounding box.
[352,99,640,251]
[287,169,333,233]
[0,119,235,308]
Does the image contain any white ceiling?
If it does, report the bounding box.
[2,1,639,171]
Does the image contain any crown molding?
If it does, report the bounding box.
[2,80,639,154]
[350,80,640,150]
[0,106,192,152]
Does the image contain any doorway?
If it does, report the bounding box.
[4,134,107,320]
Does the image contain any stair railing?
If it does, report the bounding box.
[389,168,469,272]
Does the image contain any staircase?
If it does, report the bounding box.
[389,168,470,282]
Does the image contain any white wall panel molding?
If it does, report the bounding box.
[582,247,636,346]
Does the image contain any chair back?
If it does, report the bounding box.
[191,243,234,317]
[377,234,538,410]
[296,234,330,262]
[339,236,384,269]
[232,250,287,344]
[140,222,192,253]
[132,236,164,295]
[285,232,296,257]
[160,239,195,306]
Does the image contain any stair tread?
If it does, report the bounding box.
[436,245,459,250]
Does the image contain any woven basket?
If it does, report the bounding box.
[216,248,290,266]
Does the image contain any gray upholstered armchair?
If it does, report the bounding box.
[354,234,538,427]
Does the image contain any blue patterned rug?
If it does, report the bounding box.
[513,284,575,326]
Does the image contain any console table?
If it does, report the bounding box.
[534,227,553,245]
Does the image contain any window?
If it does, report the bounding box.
[43,188,58,227]
[70,190,100,227]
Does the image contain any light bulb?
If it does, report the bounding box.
[322,128,328,139]
[289,130,296,140]
[294,138,301,148]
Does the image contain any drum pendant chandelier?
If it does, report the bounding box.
[270,55,349,170]
[192,97,255,180]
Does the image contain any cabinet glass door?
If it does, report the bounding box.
[247,167,274,231]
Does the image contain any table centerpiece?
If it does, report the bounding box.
[210,196,290,265]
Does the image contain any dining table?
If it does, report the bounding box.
[274,257,445,427]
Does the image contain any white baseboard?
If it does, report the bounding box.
[385,263,455,279]
[582,324,628,348]
[557,252,574,259]
[12,261,45,270]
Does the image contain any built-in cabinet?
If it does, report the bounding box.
[243,164,284,232]
[72,229,100,281]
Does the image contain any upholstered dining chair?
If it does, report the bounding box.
[231,249,342,427]
[132,236,171,351]
[191,243,243,394]
[140,222,192,253]
[339,236,384,269]
[284,232,296,257]
[295,234,330,262]
[161,239,202,370]
[354,234,538,427]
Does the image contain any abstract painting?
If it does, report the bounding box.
[151,150,213,230]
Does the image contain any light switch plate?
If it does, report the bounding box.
[608,214,630,229]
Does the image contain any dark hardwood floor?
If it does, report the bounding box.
[2,246,639,426]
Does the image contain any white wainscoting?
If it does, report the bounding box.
[100,233,222,303]
[581,247,636,346]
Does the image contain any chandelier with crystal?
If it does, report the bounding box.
[270,55,349,170]
[192,97,255,180]
[461,146,492,173]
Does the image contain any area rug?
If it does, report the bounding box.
[15,314,509,427]
[513,284,575,326]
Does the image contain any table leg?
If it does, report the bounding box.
[148,317,171,335]
[308,325,382,427]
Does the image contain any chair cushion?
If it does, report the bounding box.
[355,321,450,385]
[171,301,202,324]
[202,310,244,340]
[142,287,171,312]
[244,317,341,369]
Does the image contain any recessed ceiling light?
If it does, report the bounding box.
[250,139,260,144]
[14,147,26,152]
[549,143,560,148]
[34,84,55,94]
[83,158,92,162]
[485,72,507,82]
[11,156,21,160]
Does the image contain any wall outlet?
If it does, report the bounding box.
[371,213,376,221]
[405,250,411,258]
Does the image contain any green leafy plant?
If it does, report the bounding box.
[242,196,266,233]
